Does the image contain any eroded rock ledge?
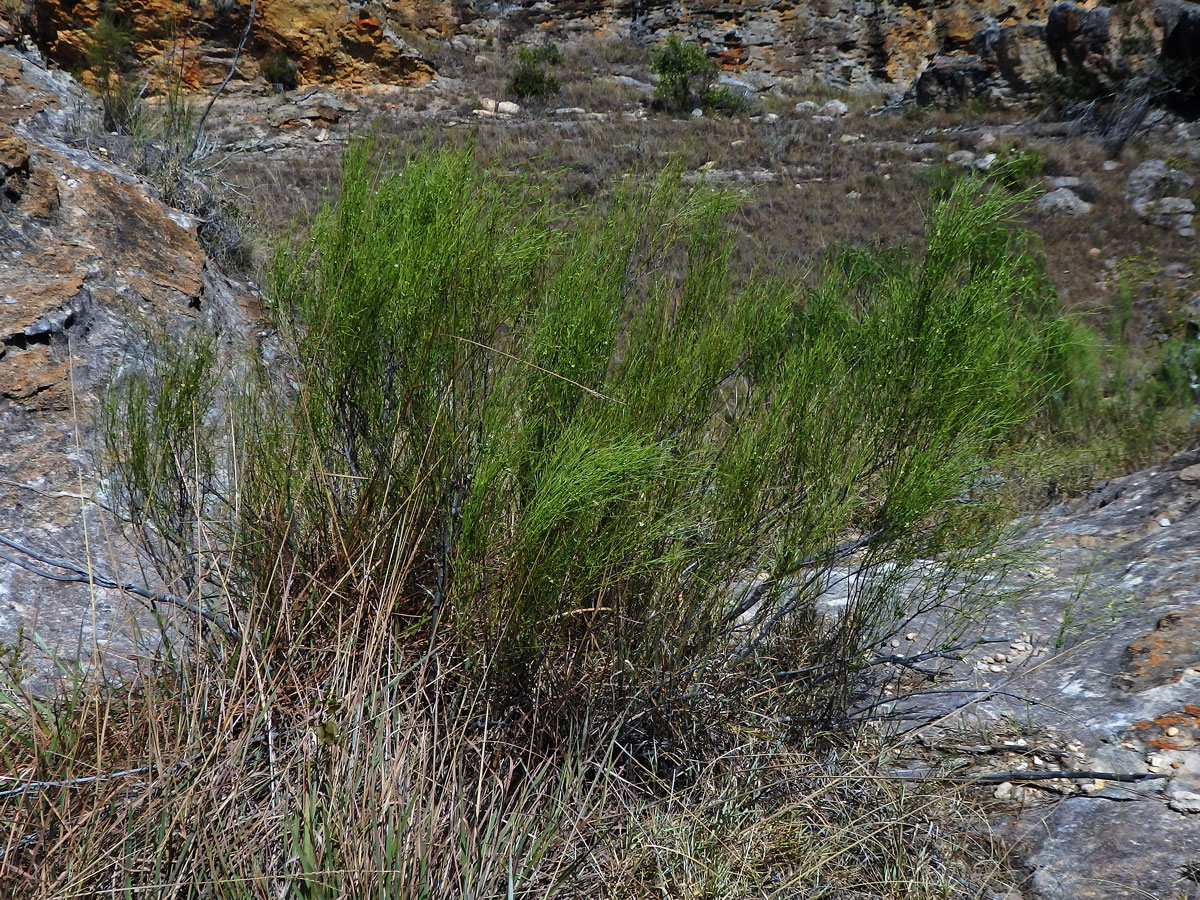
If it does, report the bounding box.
[20,0,435,90]
[0,38,257,675]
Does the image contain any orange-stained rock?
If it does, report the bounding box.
[0,39,259,678]
[12,0,1176,95]
[1114,609,1200,692]
[27,0,434,92]
[1131,704,1200,750]
[0,125,29,198]
[0,53,64,124]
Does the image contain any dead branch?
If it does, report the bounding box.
[192,0,258,152]
[0,533,240,639]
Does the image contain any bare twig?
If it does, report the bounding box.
[916,738,1069,761]
[0,767,152,800]
[450,335,624,404]
[0,533,240,639]
[883,768,1167,784]
[192,0,257,152]
[849,685,1056,720]
[866,635,1012,669]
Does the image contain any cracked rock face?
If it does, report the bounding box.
[0,41,256,682]
[24,0,434,92]
[888,445,1200,900]
[7,0,1190,102]
[451,0,1060,90]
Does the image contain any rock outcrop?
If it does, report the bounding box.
[1159,1,1200,111]
[1045,1,1113,71]
[440,0,1058,91]
[0,38,255,677]
[21,0,434,91]
[884,444,1200,899]
[1126,158,1196,236]
[4,0,1197,102]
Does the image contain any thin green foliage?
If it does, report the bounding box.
[253,143,1071,707]
[650,36,716,112]
[507,45,562,99]
[85,0,143,134]
[3,144,1083,898]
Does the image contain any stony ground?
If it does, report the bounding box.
[870,446,1200,899]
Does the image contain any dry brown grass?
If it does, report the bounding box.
[0,634,1015,899]
[228,95,1196,302]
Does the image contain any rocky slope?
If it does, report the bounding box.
[1,2,1199,895]
[21,0,435,90]
[0,32,256,675]
[437,0,1059,89]
[4,0,1196,100]
[875,446,1200,899]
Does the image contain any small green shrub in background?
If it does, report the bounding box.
[928,144,1043,197]
[85,0,143,134]
[506,44,561,99]
[1156,331,1200,405]
[702,82,750,114]
[651,34,716,111]
[1036,64,1109,112]
[261,49,298,90]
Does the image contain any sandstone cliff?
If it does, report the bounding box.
[4,0,1196,99]
[22,0,434,90]
[449,0,1057,88]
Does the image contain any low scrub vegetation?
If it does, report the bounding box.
[507,44,563,100]
[650,36,749,114]
[85,0,141,134]
[71,0,253,271]
[0,144,1097,897]
[262,49,299,91]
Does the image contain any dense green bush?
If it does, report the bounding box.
[103,144,1079,716]
[1036,64,1110,113]
[7,144,1098,898]
[261,49,299,90]
[651,35,716,111]
[702,82,750,114]
[506,44,562,99]
[994,145,1044,188]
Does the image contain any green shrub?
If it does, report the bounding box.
[1036,64,1109,112]
[506,44,561,99]
[1158,329,1200,405]
[994,145,1044,188]
[85,0,143,134]
[651,35,716,111]
[13,145,1096,898]
[702,83,750,114]
[261,49,298,90]
[929,145,1043,197]
[101,144,1079,717]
